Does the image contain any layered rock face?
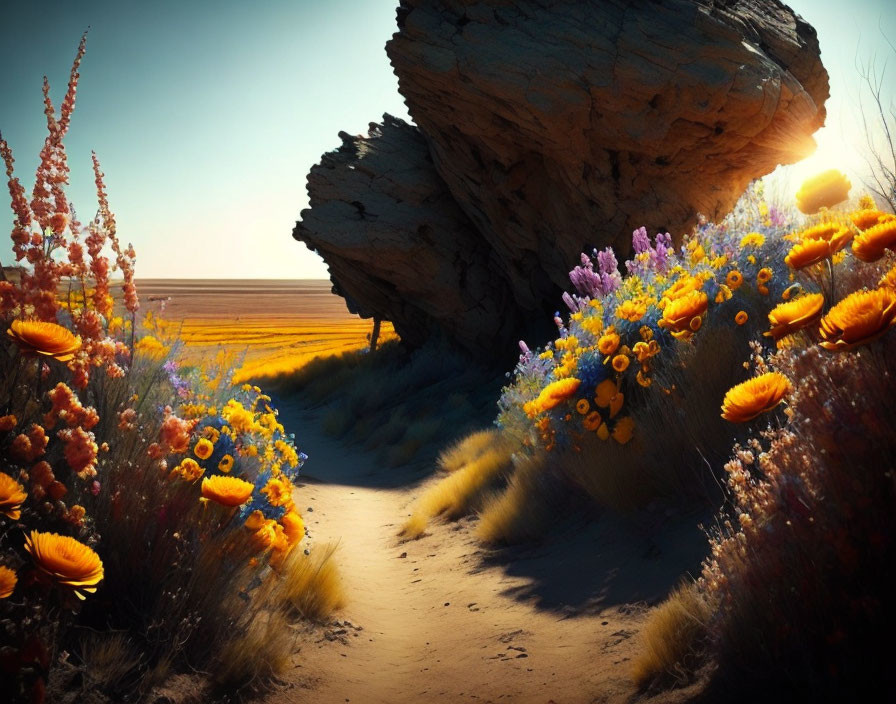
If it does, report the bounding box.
[295,0,828,360]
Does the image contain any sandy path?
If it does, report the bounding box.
[269,404,705,704]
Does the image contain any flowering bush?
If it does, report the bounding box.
[0,37,316,701]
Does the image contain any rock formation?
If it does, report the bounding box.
[295,0,828,361]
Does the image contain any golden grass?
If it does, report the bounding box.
[631,582,711,689]
[400,438,515,539]
[277,542,346,621]
[476,453,551,545]
[437,428,511,473]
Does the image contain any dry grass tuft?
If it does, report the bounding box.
[211,610,295,691]
[79,632,142,694]
[631,582,711,690]
[437,428,509,473]
[277,542,346,621]
[400,437,516,538]
[476,453,552,545]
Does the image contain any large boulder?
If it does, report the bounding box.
[295,0,828,360]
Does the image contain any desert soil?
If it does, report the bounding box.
[265,401,708,704]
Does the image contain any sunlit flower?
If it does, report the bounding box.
[134,335,169,359]
[280,511,305,546]
[765,293,825,341]
[721,372,792,423]
[658,290,708,339]
[217,454,235,473]
[785,238,834,269]
[597,330,620,356]
[611,417,635,445]
[262,476,294,508]
[661,275,702,306]
[524,377,582,417]
[200,475,254,507]
[879,266,896,290]
[819,288,896,351]
[24,530,104,599]
[852,219,896,262]
[0,565,17,598]
[6,320,81,362]
[739,232,765,248]
[735,311,748,326]
[193,438,214,460]
[725,270,744,291]
[850,209,891,231]
[795,169,851,214]
[0,472,27,520]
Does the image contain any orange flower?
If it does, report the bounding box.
[597,330,620,356]
[594,379,624,418]
[795,169,851,214]
[0,414,16,432]
[818,288,896,351]
[611,417,635,445]
[0,565,17,598]
[575,399,590,415]
[721,372,792,423]
[616,299,647,322]
[735,311,748,326]
[280,511,305,546]
[0,471,27,520]
[658,290,708,339]
[725,270,744,291]
[852,219,896,262]
[201,475,254,507]
[764,293,825,341]
[24,530,104,599]
[756,268,773,285]
[879,266,896,290]
[193,437,214,460]
[525,378,581,417]
[850,209,890,231]
[582,411,602,432]
[170,458,204,482]
[612,354,630,373]
[661,275,702,306]
[6,320,81,362]
[217,454,235,473]
[784,238,833,269]
[262,476,294,508]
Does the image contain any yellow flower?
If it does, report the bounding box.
[201,475,254,507]
[725,270,744,291]
[852,219,896,263]
[661,275,702,306]
[735,311,748,326]
[217,454,235,473]
[616,299,647,322]
[594,379,624,418]
[795,169,851,214]
[721,372,792,423]
[819,288,896,351]
[612,354,630,373]
[6,320,81,362]
[764,293,825,342]
[597,330,620,356]
[525,378,582,417]
[244,509,266,532]
[739,232,765,248]
[611,417,635,445]
[575,399,590,415]
[715,285,732,303]
[850,209,890,231]
[193,437,214,460]
[262,476,294,508]
[690,244,706,264]
[24,530,104,599]
[658,290,708,339]
[879,266,896,290]
[0,565,17,598]
[134,335,169,359]
[0,471,27,520]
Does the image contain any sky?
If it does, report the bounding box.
[0,0,894,279]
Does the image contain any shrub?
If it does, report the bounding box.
[475,452,554,545]
[276,541,345,621]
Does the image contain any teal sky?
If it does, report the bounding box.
[0,1,893,279]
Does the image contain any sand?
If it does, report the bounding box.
[266,400,709,704]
